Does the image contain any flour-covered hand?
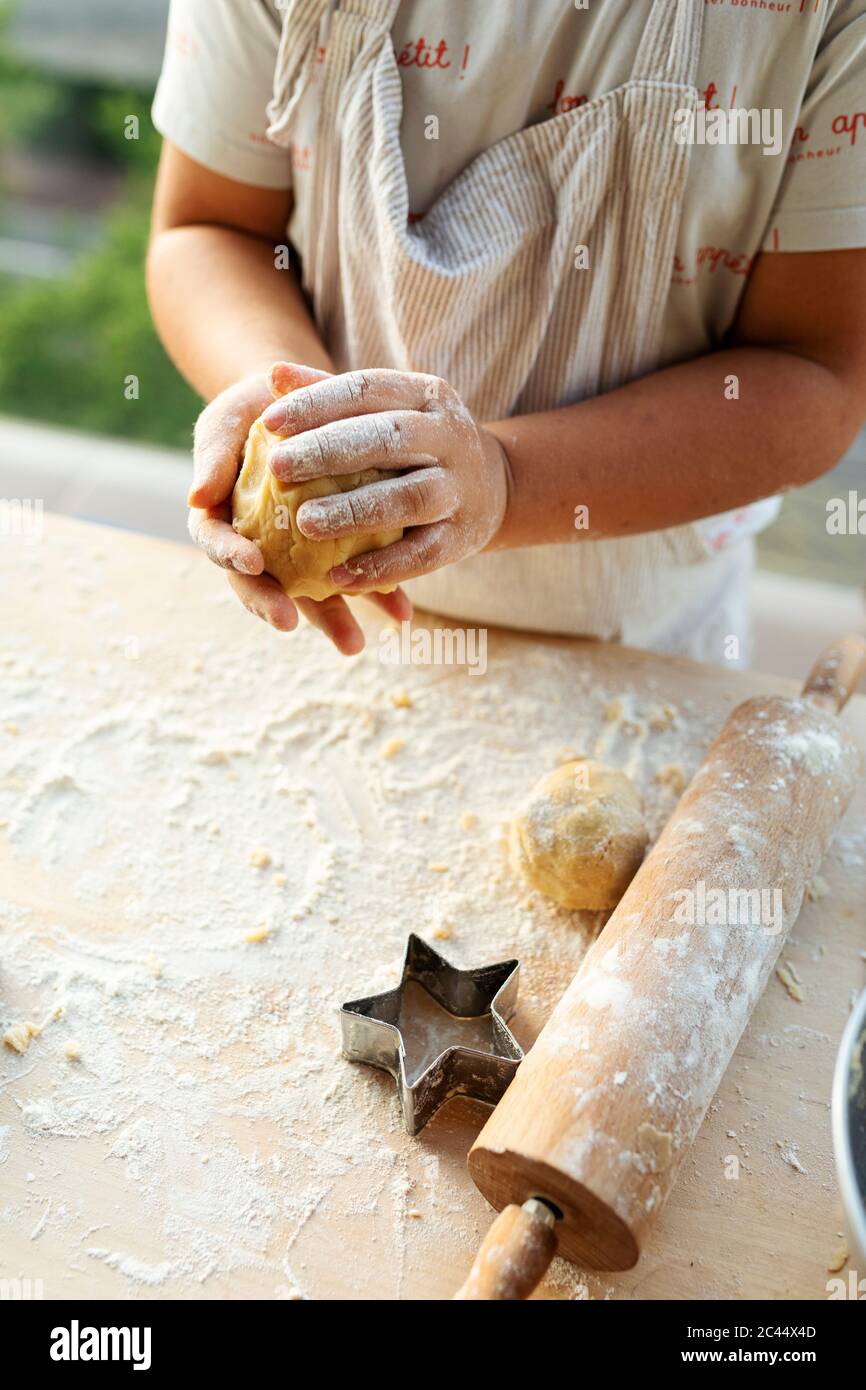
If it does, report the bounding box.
[188,361,411,654]
[260,368,511,590]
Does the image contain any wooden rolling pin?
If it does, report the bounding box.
[457,635,866,1299]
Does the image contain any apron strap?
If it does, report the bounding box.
[267,0,400,148]
[338,0,401,21]
[266,0,334,148]
[630,0,703,88]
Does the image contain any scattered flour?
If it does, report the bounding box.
[776,1140,806,1175]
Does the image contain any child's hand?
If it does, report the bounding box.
[187,362,411,654]
[260,369,511,592]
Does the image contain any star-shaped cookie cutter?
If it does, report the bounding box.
[340,934,523,1135]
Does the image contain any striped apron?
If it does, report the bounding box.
[266,0,753,661]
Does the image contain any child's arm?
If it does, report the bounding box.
[147,142,410,652]
[485,247,866,551]
[147,142,333,397]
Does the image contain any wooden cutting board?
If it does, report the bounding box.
[0,515,863,1301]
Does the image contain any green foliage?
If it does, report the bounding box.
[0,4,199,450]
[0,181,200,447]
[0,1,60,145]
[95,90,163,171]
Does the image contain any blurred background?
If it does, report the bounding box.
[0,0,197,444]
[0,0,862,669]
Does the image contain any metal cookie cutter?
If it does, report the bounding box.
[340,933,523,1135]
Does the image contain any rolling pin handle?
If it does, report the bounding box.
[801,634,866,713]
[453,1199,560,1301]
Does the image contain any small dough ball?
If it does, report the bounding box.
[509,760,648,910]
[231,418,403,600]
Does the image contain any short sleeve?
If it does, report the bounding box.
[152,0,292,190]
[763,0,866,252]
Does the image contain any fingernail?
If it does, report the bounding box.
[270,444,311,480]
[262,403,288,431]
[329,565,357,586]
[297,502,326,533]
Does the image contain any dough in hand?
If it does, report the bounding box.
[509,760,648,910]
[231,418,403,601]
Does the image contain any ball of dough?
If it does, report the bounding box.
[231,418,403,601]
[509,760,648,910]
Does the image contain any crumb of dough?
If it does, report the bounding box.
[407,1209,422,1219]
[3,1021,40,1054]
[272,872,288,888]
[4,722,19,735]
[0,819,9,829]
[63,1040,81,1062]
[637,1122,673,1172]
[655,762,686,794]
[207,821,221,836]
[776,963,805,1003]
[620,718,648,738]
[146,955,163,979]
[648,703,678,731]
[245,923,270,944]
[603,698,624,721]
[199,748,228,766]
[460,811,477,831]
[429,862,449,873]
[805,875,830,902]
[390,688,413,709]
[381,737,405,759]
[433,923,453,941]
[418,811,430,824]
[827,1240,848,1273]
[248,847,272,869]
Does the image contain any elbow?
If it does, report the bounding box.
[145,224,185,316]
[807,385,865,486]
[777,355,866,491]
[145,229,160,287]
[144,230,165,321]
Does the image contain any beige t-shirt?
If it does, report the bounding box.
[153,0,866,549]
